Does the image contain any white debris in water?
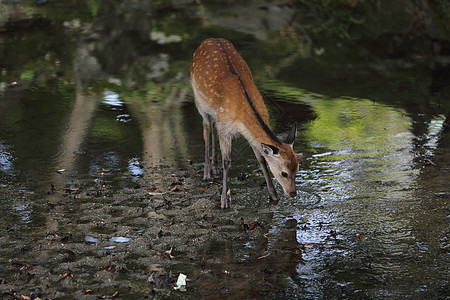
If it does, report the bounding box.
[102,91,123,107]
[150,30,183,44]
[174,273,187,291]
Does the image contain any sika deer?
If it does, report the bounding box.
[190,38,302,208]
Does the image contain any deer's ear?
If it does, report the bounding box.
[261,143,280,156]
[296,153,303,161]
[285,123,297,146]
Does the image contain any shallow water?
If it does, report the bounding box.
[1,2,449,299]
[192,87,449,298]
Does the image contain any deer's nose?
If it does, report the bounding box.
[289,191,296,197]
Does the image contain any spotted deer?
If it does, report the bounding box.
[190,38,302,208]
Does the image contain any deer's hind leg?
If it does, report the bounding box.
[201,116,213,181]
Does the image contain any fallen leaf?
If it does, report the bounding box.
[356,233,365,241]
[258,253,271,259]
[240,222,249,231]
[426,158,436,166]
[300,244,313,249]
[63,249,77,256]
[99,265,115,271]
[167,186,178,193]
[20,296,31,300]
[84,289,94,295]
[199,187,211,191]
[61,272,73,278]
[164,247,174,259]
[240,220,258,231]
[100,291,120,299]
[201,257,206,268]
[19,264,31,271]
[249,222,258,230]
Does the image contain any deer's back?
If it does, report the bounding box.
[190,38,269,129]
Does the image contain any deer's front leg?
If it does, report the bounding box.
[254,149,279,202]
[219,133,232,208]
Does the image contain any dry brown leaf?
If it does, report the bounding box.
[164,247,174,259]
[19,264,31,271]
[63,249,77,256]
[240,223,248,230]
[61,272,73,278]
[249,222,257,230]
[356,233,365,241]
[257,253,271,259]
[167,186,178,193]
[201,257,206,268]
[99,265,115,271]
[426,158,436,165]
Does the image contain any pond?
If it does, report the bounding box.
[0,1,449,299]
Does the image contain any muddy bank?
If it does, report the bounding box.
[0,160,304,299]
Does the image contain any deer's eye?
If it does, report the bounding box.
[281,171,288,178]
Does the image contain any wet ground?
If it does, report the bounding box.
[1,92,448,299]
[1,1,449,299]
